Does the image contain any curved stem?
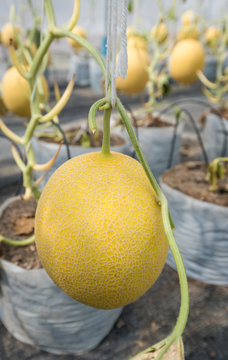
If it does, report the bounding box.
[116,97,189,360]
[0,119,24,145]
[88,97,106,133]
[40,75,75,123]
[29,32,54,81]
[51,27,106,77]
[44,0,56,26]
[197,70,217,89]
[116,97,161,201]
[67,0,80,31]
[156,195,189,360]
[0,234,35,246]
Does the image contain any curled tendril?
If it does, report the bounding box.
[88,98,107,133]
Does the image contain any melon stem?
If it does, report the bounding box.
[101,108,112,156]
[0,234,35,246]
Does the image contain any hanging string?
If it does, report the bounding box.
[117,0,128,78]
[105,0,112,97]
[105,0,128,107]
[111,0,118,107]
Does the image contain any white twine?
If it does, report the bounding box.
[116,0,128,79]
[105,0,128,107]
[105,0,112,97]
[111,0,118,107]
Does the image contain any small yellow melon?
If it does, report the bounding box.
[35,152,168,309]
[169,39,205,85]
[177,26,199,41]
[1,23,20,48]
[204,26,221,47]
[181,10,197,26]
[127,27,148,50]
[1,66,49,118]
[68,26,86,50]
[116,46,150,95]
[151,22,169,44]
[127,35,148,51]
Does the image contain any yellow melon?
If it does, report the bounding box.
[35,151,169,309]
[1,67,49,118]
[127,27,148,50]
[151,22,169,44]
[116,46,150,95]
[169,39,205,85]
[204,26,221,47]
[127,35,148,50]
[1,23,20,48]
[68,26,86,50]
[181,10,197,26]
[177,26,199,41]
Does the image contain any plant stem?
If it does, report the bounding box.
[116,98,161,200]
[88,97,106,133]
[24,115,41,144]
[51,27,106,77]
[29,32,54,81]
[116,97,189,360]
[101,108,112,156]
[0,234,35,246]
[157,195,189,360]
[67,0,80,31]
[44,0,56,26]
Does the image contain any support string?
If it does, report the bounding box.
[105,0,128,107]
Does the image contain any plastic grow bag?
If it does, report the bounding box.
[160,180,228,285]
[0,197,122,355]
[202,113,228,162]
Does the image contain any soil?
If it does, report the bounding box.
[210,107,228,120]
[39,127,125,147]
[0,197,42,269]
[162,161,228,207]
[132,113,173,128]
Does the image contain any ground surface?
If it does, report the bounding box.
[1,85,228,360]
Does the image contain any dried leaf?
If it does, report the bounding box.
[136,338,185,360]
[13,214,35,235]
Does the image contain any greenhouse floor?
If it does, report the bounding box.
[0,84,228,360]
